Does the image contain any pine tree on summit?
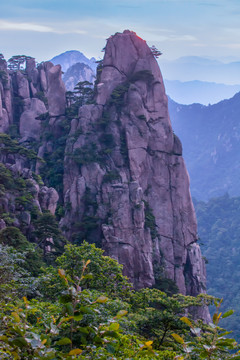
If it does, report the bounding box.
[7,55,33,71]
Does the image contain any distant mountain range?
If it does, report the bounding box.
[50,50,96,91]
[50,50,97,73]
[63,63,95,91]
[51,52,240,104]
[169,92,240,200]
[164,80,240,105]
[160,56,240,85]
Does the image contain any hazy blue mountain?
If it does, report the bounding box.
[169,92,240,200]
[164,79,240,105]
[160,56,240,84]
[63,62,95,91]
[194,194,240,340]
[50,50,97,73]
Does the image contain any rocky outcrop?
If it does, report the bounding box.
[0,152,59,240]
[0,57,66,141]
[0,57,65,244]
[0,58,12,132]
[20,98,47,141]
[62,30,207,296]
[47,64,66,117]
[39,186,59,214]
[0,33,207,304]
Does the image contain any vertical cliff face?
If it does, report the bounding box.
[0,57,66,139]
[0,57,63,240]
[0,31,207,301]
[62,30,207,295]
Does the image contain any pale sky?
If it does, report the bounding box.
[1,0,240,62]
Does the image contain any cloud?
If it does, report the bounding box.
[0,19,86,34]
[0,20,53,32]
[220,43,240,49]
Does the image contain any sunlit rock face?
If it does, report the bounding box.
[62,30,207,301]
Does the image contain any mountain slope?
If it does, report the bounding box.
[169,92,240,200]
[63,62,95,91]
[195,194,240,339]
[50,50,97,73]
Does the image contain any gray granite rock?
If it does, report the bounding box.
[19,98,46,140]
[63,30,207,298]
[39,186,59,214]
[47,64,66,117]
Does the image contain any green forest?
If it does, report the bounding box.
[0,155,240,358]
[1,143,240,358]
[195,194,240,341]
[1,237,240,359]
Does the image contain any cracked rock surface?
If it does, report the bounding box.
[62,30,207,298]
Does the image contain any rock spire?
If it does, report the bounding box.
[62,30,207,297]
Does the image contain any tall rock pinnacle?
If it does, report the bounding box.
[63,30,207,298]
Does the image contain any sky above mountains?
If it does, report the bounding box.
[1,0,240,63]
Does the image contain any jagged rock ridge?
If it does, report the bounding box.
[0,56,63,247]
[0,31,207,307]
[62,30,207,297]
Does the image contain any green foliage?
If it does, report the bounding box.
[7,55,33,71]
[150,45,162,58]
[56,242,132,298]
[0,226,29,249]
[65,81,94,120]
[0,244,33,301]
[40,117,71,198]
[0,263,165,359]
[129,289,213,351]
[74,81,93,104]
[97,111,111,130]
[195,194,240,340]
[153,274,179,296]
[172,299,240,359]
[0,238,239,360]
[33,211,65,257]
[0,133,41,161]
[144,200,158,239]
[70,143,100,166]
[15,192,34,207]
[35,91,48,106]
[109,82,130,110]
[102,170,121,184]
[0,163,14,189]
[0,227,45,276]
